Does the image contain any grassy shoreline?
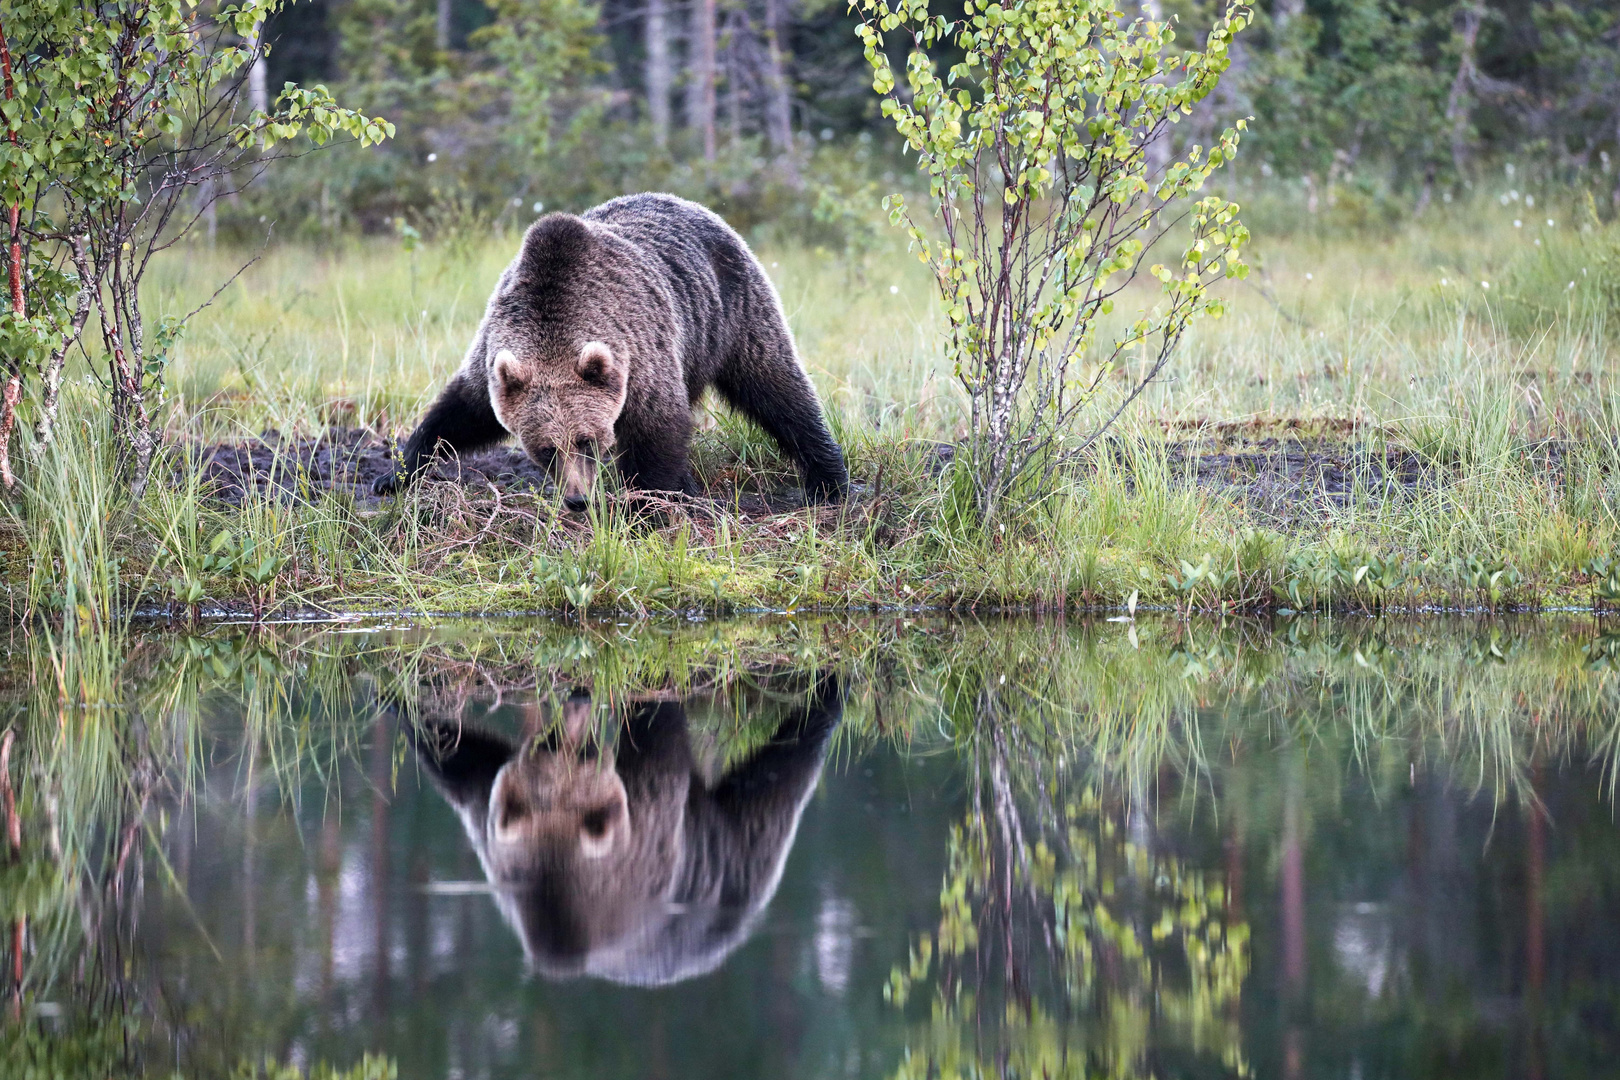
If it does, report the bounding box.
[6,191,1619,624]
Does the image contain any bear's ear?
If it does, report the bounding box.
[576,342,626,391]
[492,348,531,394]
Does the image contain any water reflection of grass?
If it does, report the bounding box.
[2,614,1618,1073]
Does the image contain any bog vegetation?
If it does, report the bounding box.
[0,0,1618,622]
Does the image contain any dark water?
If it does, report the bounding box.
[9,617,1620,1078]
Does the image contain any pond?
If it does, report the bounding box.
[6,615,1620,1078]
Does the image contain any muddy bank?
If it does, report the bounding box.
[193,428,817,516]
[192,426,1568,527]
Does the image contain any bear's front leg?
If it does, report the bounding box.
[614,412,697,497]
[375,374,508,495]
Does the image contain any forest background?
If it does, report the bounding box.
[233,0,1620,242]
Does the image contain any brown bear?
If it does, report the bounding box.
[374,193,849,509]
[404,675,843,984]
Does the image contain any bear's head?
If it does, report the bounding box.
[483,693,633,876]
[474,694,687,977]
[486,214,630,513]
[488,341,626,513]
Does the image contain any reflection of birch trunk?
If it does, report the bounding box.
[436,0,452,51]
[317,815,340,1010]
[1,730,21,1015]
[1281,758,1306,1079]
[371,709,392,1015]
[1527,758,1546,1079]
[985,717,1024,988]
[984,707,1049,946]
[645,0,672,148]
[1526,759,1545,997]
[1281,760,1306,994]
[242,736,257,962]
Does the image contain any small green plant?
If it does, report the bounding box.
[1336,553,1409,614]
[199,530,289,620]
[534,557,599,621]
[1280,552,1335,612]
[238,542,290,620]
[1165,554,1234,614]
[784,563,818,615]
[1459,555,1524,611]
[168,574,208,625]
[1582,553,1620,611]
[708,574,731,614]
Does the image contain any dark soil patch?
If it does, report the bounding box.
[193,427,1574,529]
[194,428,816,516]
[1162,436,1574,527]
[197,428,540,506]
[1166,439,1438,526]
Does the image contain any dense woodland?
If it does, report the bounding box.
[240,0,1620,238]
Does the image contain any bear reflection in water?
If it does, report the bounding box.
[409,675,842,985]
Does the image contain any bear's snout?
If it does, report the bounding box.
[542,438,603,513]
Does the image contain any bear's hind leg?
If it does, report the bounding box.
[375,374,508,495]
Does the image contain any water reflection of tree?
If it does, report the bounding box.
[882,683,1251,1080]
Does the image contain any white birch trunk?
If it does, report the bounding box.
[762,0,799,187]
[246,23,268,113]
[687,0,718,163]
[646,0,672,148]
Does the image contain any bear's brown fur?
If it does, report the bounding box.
[375,193,848,508]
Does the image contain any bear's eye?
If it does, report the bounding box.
[574,437,593,455]
[580,807,611,839]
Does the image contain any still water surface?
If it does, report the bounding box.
[9,616,1620,1078]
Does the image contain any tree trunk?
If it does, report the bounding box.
[724,19,742,148]
[247,21,268,113]
[1136,0,1171,183]
[32,237,93,458]
[762,0,799,186]
[0,18,24,491]
[1445,3,1484,178]
[436,0,452,51]
[645,0,672,148]
[688,0,718,163]
[92,253,154,497]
